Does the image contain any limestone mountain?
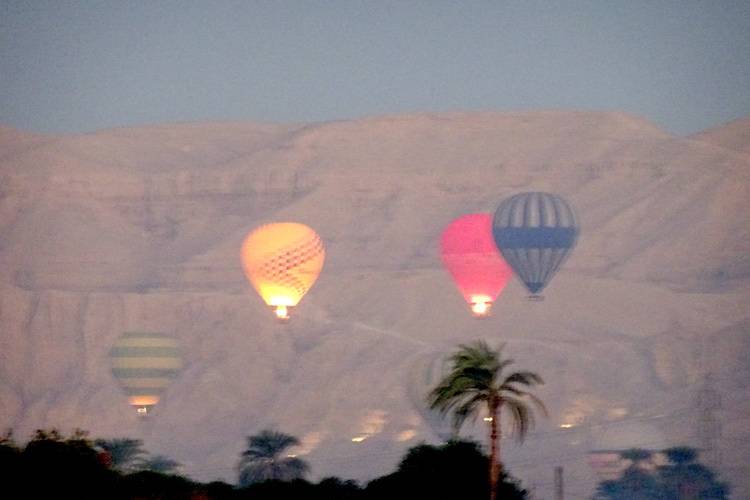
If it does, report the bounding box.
[1,111,748,498]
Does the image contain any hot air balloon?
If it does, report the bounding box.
[492,192,578,298]
[406,350,456,442]
[240,222,325,321]
[109,332,183,417]
[440,213,513,317]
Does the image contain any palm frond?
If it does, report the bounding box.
[450,392,489,430]
[237,429,308,486]
[503,396,542,441]
[243,430,300,459]
[94,438,146,471]
[501,370,544,387]
[426,340,545,449]
[275,457,309,480]
[521,391,548,417]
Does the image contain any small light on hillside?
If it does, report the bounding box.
[396,430,416,442]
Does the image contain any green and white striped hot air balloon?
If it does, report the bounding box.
[109,332,183,417]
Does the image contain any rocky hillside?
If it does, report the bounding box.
[1,111,748,499]
[691,116,750,156]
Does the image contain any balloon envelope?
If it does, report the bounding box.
[440,213,512,316]
[492,192,578,296]
[110,332,183,416]
[240,222,325,320]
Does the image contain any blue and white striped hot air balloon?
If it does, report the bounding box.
[110,332,183,417]
[492,192,579,299]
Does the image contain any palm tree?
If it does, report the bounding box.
[429,341,546,500]
[93,438,146,472]
[659,447,729,499]
[237,429,309,487]
[620,448,654,470]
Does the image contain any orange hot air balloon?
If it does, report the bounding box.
[240,222,325,321]
[440,213,512,317]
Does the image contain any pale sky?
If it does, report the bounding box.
[1,0,749,135]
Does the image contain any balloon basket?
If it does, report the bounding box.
[134,405,155,418]
[471,311,491,319]
[527,294,545,301]
[469,302,492,318]
[272,305,294,322]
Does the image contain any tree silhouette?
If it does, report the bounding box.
[237,429,309,487]
[365,440,527,499]
[620,448,653,465]
[120,470,197,499]
[21,428,118,497]
[136,454,181,474]
[658,446,729,499]
[0,430,21,494]
[595,446,730,500]
[429,341,545,500]
[595,466,661,500]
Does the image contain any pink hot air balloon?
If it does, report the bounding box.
[440,213,513,317]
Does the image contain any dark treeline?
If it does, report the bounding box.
[594,447,730,500]
[0,429,527,500]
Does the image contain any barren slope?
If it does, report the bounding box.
[1,112,748,498]
[691,116,750,156]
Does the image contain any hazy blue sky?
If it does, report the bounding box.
[1,1,749,135]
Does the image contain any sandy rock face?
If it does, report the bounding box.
[1,112,748,498]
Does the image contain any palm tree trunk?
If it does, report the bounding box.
[489,400,500,500]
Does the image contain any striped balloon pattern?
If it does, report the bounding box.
[110,332,183,416]
[492,192,579,297]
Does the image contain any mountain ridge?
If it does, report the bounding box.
[1,110,748,498]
